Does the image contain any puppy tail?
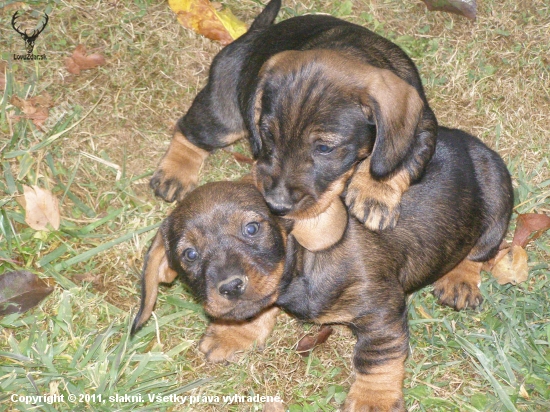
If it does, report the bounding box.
[249,0,281,32]
[131,226,178,336]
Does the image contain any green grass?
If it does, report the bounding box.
[1,0,549,411]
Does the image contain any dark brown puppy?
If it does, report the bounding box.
[133,127,513,411]
[151,0,437,232]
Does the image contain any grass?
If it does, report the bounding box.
[1,0,549,411]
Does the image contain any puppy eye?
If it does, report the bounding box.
[243,222,260,237]
[315,144,334,154]
[183,248,198,262]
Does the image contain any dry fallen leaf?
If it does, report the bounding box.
[0,61,6,91]
[20,185,60,231]
[296,325,333,357]
[10,92,54,130]
[262,401,285,412]
[421,0,477,21]
[64,44,106,75]
[482,240,509,271]
[224,149,254,165]
[168,0,247,45]
[512,213,550,248]
[492,245,529,285]
[0,271,55,316]
[486,212,549,283]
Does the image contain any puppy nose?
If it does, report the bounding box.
[266,199,292,216]
[218,276,247,299]
[265,186,292,216]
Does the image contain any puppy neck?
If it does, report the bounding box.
[290,198,348,252]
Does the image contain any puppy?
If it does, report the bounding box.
[133,127,513,411]
[151,0,437,232]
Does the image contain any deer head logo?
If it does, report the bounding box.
[12,11,49,55]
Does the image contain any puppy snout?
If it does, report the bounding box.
[265,187,292,216]
[217,275,248,299]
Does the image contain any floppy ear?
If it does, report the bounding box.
[357,66,424,179]
[247,51,291,157]
[131,223,178,335]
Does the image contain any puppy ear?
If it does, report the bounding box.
[248,51,291,157]
[131,223,178,335]
[249,0,281,32]
[358,67,424,179]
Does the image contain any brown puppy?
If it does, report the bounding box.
[133,127,513,411]
[151,0,437,232]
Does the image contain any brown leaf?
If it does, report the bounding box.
[65,44,106,75]
[262,401,285,412]
[0,271,55,316]
[491,245,529,285]
[224,149,254,165]
[0,61,6,91]
[512,213,550,248]
[482,240,510,271]
[296,325,333,357]
[21,185,60,231]
[421,0,477,21]
[9,93,53,130]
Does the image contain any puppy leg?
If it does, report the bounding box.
[199,306,279,363]
[150,130,210,202]
[343,306,409,411]
[346,158,410,232]
[433,258,483,310]
[344,356,407,412]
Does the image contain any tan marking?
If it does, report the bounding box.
[345,157,411,232]
[133,229,178,331]
[291,197,348,252]
[199,306,280,363]
[289,168,355,220]
[343,355,407,412]
[433,258,483,310]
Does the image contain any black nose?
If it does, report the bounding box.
[265,186,293,216]
[218,276,247,299]
[266,199,292,216]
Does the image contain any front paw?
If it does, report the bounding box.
[198,325,254,363]
[150,166,196,203]
[150,130,209,202]
[346,185,401,232]
[199,307,279,363]
[343,390,405,412]
[345,158,409,232]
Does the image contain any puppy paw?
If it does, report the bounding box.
[345,158,409,232]
[343,357,406,412]
[343,395,405,412]
[199,307,279,363]
[150,130,209,202]
[150,167,196,203]
[433,259,483,311]
[199,325,254,363]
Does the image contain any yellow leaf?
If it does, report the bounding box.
[215,7,247,40]
[168,0,247,45]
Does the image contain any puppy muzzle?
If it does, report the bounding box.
[217,275,249,300]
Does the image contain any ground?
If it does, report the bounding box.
[0,0,549,411]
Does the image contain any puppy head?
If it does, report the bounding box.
[131,181,288,333]
[249,49,424,219]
